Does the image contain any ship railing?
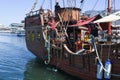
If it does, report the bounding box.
[26,9,49,17]
[26,10,40,17]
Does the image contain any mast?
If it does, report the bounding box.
[63,0,65,7]
[107,0,111,39]
[50,0,52,11]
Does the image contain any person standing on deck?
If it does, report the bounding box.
[54,1,61,21]
[89,23,102,40]
[55,2,60,11]
[89,23,103,51]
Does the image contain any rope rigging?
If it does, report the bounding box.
[90,36,109,73]
[79,0,85,11]
[67,0,76,7]
[41,0,46,8]
[30,0,38,13]
[89,0,99,16]
[91,0,99,11]
[104,0,108,16]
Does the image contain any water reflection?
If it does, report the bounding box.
[24,58,80,80]
[0,33,80,80]
[0,33,35,80]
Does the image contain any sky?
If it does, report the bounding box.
[0,0,119,27]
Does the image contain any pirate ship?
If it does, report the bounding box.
[25,0,120,80]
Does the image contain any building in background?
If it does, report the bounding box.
[0,24,11,33]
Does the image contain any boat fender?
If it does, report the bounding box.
[104,59,112,80]
[97,61,103,80]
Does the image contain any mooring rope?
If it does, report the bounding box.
[91,35,109,73]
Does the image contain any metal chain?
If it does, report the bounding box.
[30,0,38,13]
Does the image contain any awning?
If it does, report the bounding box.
[94,11,120,23]
[70,16,96,26]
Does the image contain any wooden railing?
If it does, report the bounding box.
[26,10,40,17]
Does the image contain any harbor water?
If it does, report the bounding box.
[0,33,79,80]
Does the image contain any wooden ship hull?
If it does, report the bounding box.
[25,1,120,80]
